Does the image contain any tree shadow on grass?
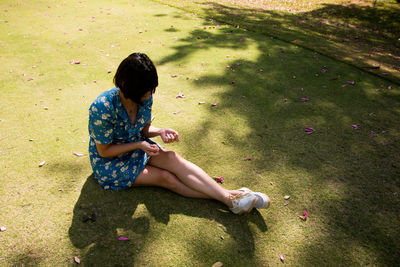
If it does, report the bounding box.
[176,1,400,83]
[155,3,400,265]
[68,175,267,266]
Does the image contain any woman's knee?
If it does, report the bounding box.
[163,150,180,161]
[159,170,179,189]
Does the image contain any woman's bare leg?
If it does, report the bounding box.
[148,150,233,207]
[133,165,211,199]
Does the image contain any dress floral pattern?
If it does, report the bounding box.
[88,87,157,190]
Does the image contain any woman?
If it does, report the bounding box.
[88,53,270,215]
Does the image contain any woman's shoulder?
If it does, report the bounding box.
[90,87,118,111]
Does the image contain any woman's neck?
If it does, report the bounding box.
[119,90,137,113]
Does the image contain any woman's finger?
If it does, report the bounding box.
[173,132,179,141]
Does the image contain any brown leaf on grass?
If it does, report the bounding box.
[74,256,80,264]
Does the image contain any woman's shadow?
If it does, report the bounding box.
[69,175,268,266]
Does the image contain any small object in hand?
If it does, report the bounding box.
[38,161,46,167]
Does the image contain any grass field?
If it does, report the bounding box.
[0,0,399,266]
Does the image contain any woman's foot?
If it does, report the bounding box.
[238,188,270,209]
[229,192,258,215]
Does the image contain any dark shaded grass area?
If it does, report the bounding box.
[153,5,400,266]
[69,175,267,266]
[157,0,400,84]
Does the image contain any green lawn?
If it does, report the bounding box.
[0,0,399,266]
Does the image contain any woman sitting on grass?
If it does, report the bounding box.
[88,52,270,215]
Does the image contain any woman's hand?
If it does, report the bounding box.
[160,128,179,143]
[139,141,160,156]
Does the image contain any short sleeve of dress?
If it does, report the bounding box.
[88,99,114,145]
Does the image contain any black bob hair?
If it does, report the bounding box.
[114,53,158,105]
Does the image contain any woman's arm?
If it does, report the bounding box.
[142,123,179,143]
[141,123,162,138]
[96,141,159,158]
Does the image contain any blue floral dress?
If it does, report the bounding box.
[88,87,158,190]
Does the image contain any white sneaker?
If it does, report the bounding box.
[229,192,258,215]
[239,187,270,209]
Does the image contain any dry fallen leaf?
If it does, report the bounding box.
[212,262,223,267]
[74,256,80,264]
[280,254,284,262]
[304,126,315,134]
